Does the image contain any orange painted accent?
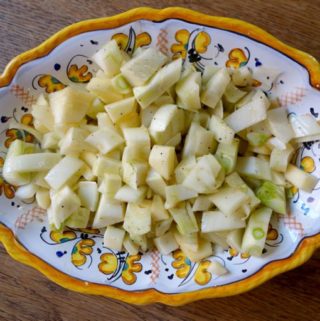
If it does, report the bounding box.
[0,7,320,305]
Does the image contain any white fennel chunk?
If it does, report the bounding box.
[149,145,176,180]
[209,115,235,144]
[104,226,126,251]
[201,68,230,108]
[121,47,168,86]
[105,97,137,124]
[133,58,182,109]
[77,181,99,212]
[154,230,179,255]
[236,156,272,180]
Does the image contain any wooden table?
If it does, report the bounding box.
[0,1,319,320]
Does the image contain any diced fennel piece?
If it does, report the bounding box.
[174,230,198,252]
[44,156,84,190]
[122,145,148,164]
[267,108,295,143]
[105,97,136,123]
[223,81,246,106]
[141,104,159,127]
[154,230,179,255]
[77,181,99,212]
[201,211,246,233]
[133,58,182,109]
[267,137,287,150]
[246,132,270,147]
[231,66,252,87]
[80,151,96,168]
[42,132,60,149]
[96,112,117,130]
[169,204,199,235]
[151,195,170,221]
[247,144,272,155]
[192,195,213,211]
[86,98,106,119]
[3,140,37,186]
[215,139,239,174]
[202,231,229,249]
[59,127,96,155]
[49,186,81,229]
[85,128,124,155]
[130,234,148,252]
[207,261,228,276]
[192,110,211,128]
[123,234,140,255]
[121,47,168,86]
[285,164,319,193]
[92,39,125,76]
[65,207,90,229]
[270,144,294,172]
[15,183,38,200]
[201,67,231,108]
[256,181,286,214]
[226,229,245,252]
[164,184,198,209]
[98,173,122,198]
[31,94,54,131]
[165,133,182,147]
[271,170,286,186]
[104,226,126,251]
[49,87,93,125]
[209,115,235,144]
[116,111,141,133]
[86,76,123,104]
[92,196,124,228]
[149,104,184,144]
[123,126,151,152]
[178,236,213,262]
[225,172,260,210]
[202,65,220,85]
[236,156,272,180]
[146,169,167,198]
[114,185,147,203]
[155,218,173,237]
[9,153,61,173]
[182,154,224,194]
[182,122,216,158]
[241,207,272,256]
[149,145,176,180]
[211,99,224,119]
[36,188,51,209]
[122,161,149,189]
[111,74,132,95]
[176,71,201,111]
[289,114,320,141]
[175,157,197,184]
[123,201,152,235]
[92,156,121,177]
[224,96,268,132]
[210,186,250,216]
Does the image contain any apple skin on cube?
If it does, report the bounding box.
[49,87,94,125]
[149,145,176,180]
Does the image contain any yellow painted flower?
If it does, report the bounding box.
[50,230,77,243]
[172,250,192,278]
[112,27,151,54]
[171,29,211,60]
[71,239,95,267]
[38,75,66,93]
[99,253,142,285]
[228,248,250,259]
[4,114,35,148]
[194,260,212,286]
[67,64,92,83]
[300,156,315,173]
[226,48,248,68]
[122,254,142,285]
[267,223,279,241]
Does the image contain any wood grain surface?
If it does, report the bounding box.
[0,1,319,320]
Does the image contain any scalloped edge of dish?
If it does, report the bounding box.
[0,7,320,305]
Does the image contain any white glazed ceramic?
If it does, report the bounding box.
[0,8,319,305]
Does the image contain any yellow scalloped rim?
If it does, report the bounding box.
[0,7,320,305]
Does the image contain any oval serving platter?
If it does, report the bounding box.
[0,7,320,305]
